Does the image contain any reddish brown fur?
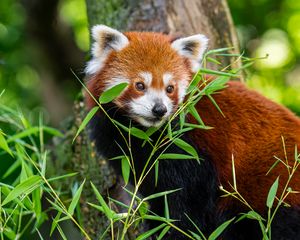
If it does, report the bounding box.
[189,81,300,213]
[86,32,192,110]
[86,31,300,215]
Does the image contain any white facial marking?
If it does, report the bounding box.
[177,80,189,103]
[139,72,152,86]
[104,76,130,91]
[129,89,173,127]
[163,73,173,86]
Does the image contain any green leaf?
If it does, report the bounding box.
[0,131,13,156]
[2,175,43,206]
[142,215,172,222]
[188,105,204,125]
[266,177,279,208]
[239,211,263,221]
[183,123,213,130]
[206,47,234,55]
[130,127,149,140]
[164,195,169,219]
[136,223,166,240]
[189,231,203,240]
[2,156,20,178]
[206,57,221,65]
[145,127,159,137]
[155,161,159,186]
[138,201,149,217]
[203,76,229,95]
[0,89,5,98]
[99,82,128,104]
[185,213,206,239]
[50,212,61,236]
[48,172,78,182]
[91,182,113,219]
[121,156,130,184]
[7,126,63,143]
[207,94,225,117]
[32,188,42,225]
[199,68,238,77]
[73,106,99,142]
[187,74,202,93]
[173,138,199,160]
[68,180,85,215]
[144,189,181,201]
[159,153,197,160]
[208,217,235,240]
[157,226,171,240]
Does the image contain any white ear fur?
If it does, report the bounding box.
[171,34,208,72]
[85,25,129,75]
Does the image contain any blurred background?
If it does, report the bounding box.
[0,0,300,127]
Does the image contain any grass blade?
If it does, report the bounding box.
[266,177,279,208]
[99,82,128,104]
[91,182,113,219]
[136,223,166,240]
[208,217,235,240]
[0,130,13,156]
[121,156,130,184]
[2,175,43,206]
[73,106,99,142]
[173,138,199,161]
[68,180,85,215]
[159,153,196,160]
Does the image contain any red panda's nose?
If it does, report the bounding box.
[152,103,167,118]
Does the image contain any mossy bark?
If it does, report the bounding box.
[53,0,242,239]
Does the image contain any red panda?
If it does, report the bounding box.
[85,25,300,239]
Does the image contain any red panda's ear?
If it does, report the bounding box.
[85,25,129,75]
[171,34,208,73]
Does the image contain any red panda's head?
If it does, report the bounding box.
[85,25,208,127]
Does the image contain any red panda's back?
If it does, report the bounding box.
[190,81,300,212]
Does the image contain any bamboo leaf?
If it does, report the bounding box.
[68,180,85,215]
[189,231,203,240]
[73,106,99,142]
[7,126,63,143]
[208,217,235,240]
[206,47,234,55]
[157,226,171,240]
[188,105,205,126]
[2,175,43,206]
[266,177,279,208]
[144,189,181,201]
[99,82,128,104]
[206,57,222,65]
[91,182,113,219]
[173,138,199,161]
[164,195,169,219]
[200,68,238,77]
[48,172,78,182]
[130,127,149,140]
[0,131,13,156]
[136,223,166,240]
[159,153,196,160]
[121,156,130,184]
[155,161,159,186]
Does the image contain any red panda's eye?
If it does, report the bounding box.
[135,82,145,91]
[166,85,174,94]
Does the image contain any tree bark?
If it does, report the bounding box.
[56,0,242,239]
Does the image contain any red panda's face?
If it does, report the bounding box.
[85,25,208,127]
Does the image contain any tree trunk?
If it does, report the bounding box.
[56,0,241,239]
